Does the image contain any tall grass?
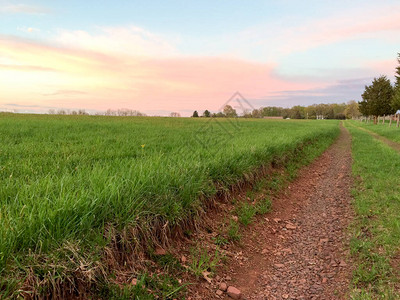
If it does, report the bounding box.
[0,114,339,294]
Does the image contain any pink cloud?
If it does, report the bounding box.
[0,34,321,115]
[366,59,399,80]
[238,7,400,57]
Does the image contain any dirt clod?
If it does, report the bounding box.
[227,286,242,299]
[219,282,228,291]
[285,223,297,230]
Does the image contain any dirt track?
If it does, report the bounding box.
[350,123,400,152]
[218,125,354,299]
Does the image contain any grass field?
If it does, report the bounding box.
[345,122,400,299]
[0,114,340,297]
[352,120,400,143]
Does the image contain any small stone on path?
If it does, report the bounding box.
[227,286,241,299]
[219,282,228,291]
[286,223,297,230]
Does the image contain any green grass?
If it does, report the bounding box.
[0,114,339,296]
[350,120,400,143]
[235,198,271,226]
[101,273,186,300]
[227,219,241,242]
[345,122,400,299]
[188,247,222,278]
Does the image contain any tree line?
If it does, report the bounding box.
[192,101,361,119]
[48,108,146,116]
[359,53,400,124]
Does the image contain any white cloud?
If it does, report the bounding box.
[0,3,49,14]
[235,5,400,59]
[17,26,40,33]
[54,26,178,57]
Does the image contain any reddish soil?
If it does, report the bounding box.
[187,125,354,299]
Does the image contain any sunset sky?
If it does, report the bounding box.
[0,0,399,116]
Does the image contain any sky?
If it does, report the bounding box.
[0,0,399,116]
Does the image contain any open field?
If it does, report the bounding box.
[345,123,400,299]
[0,114,339,297]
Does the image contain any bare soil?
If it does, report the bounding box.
[187,125,354,299]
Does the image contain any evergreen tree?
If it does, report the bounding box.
[392,53,400,111]
[203,110,210,117]
[192,110,199,117]
[359,75,394,123]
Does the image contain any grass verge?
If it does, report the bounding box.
[349,120,400,143]
[345,122,400,299]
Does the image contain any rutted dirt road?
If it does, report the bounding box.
[218,125,354,299]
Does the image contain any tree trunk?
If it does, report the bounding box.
[397,114,399,128]
[374,116,377,124]
[390,115,392,127]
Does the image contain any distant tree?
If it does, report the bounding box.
[331,103,347,119]
[192,110,199,117]
[305,105,316,119]
[392,53,400,112]
[57,109,66,115]
[344,100,361,119]
[203,110,211,117]
[48,109,56,114]
[223,105,237,118]
[251,109,261,118]
[118,108,130,116]
[169,112,181,117]
[261,106,284,117]
[289,105,306,119]
[243,109,252,118]
[359,75,394,124]
[78,109,88,115]
[212,112,225,118]
[105,109,116,116]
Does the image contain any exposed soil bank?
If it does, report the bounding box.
[203,125,354,299]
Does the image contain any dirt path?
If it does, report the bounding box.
[349,123,400,152]
[217,125,354,300]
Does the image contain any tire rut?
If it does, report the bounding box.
[349,123,400,153]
